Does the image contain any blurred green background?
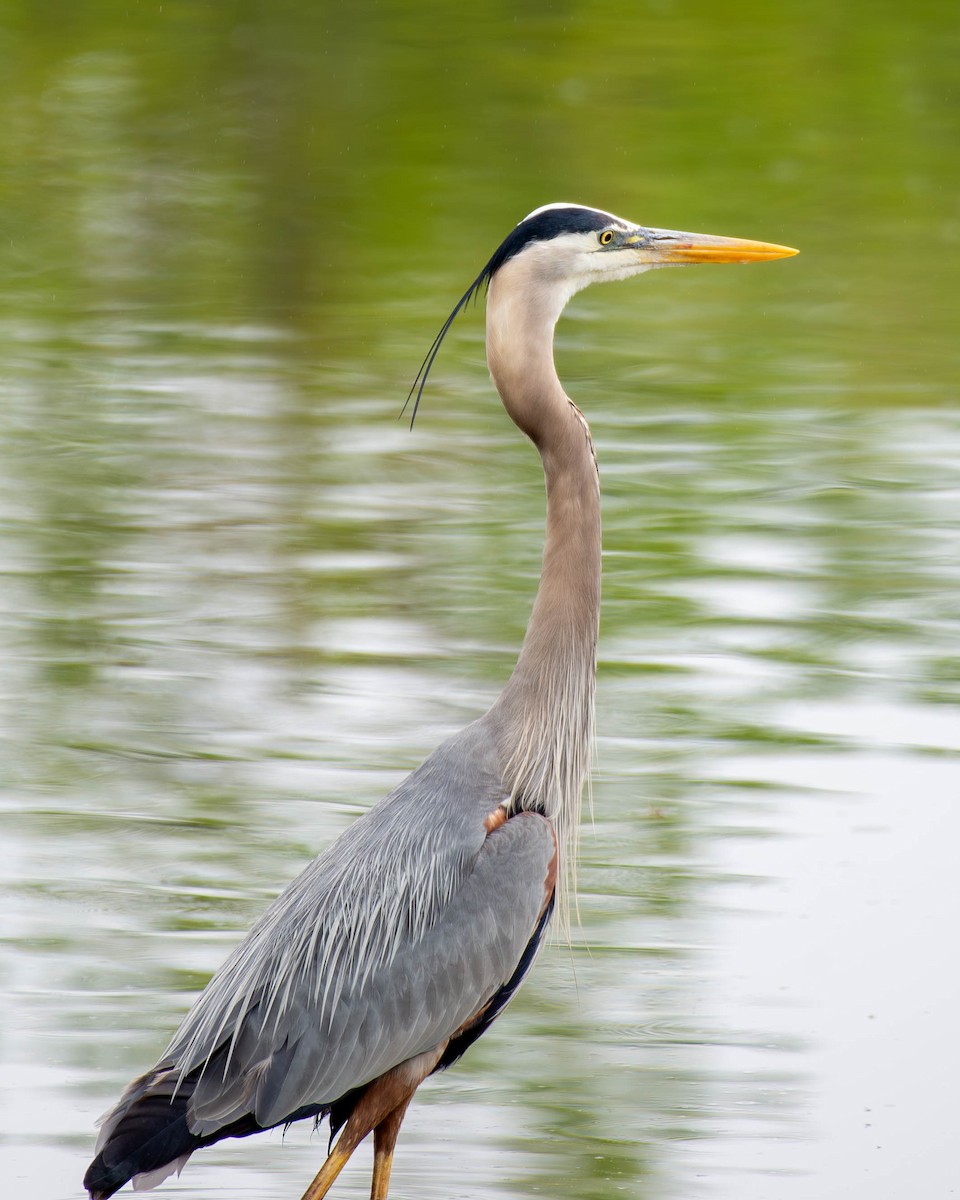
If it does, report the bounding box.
[1,3,958,1199]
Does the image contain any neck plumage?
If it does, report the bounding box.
[484,259,600,930]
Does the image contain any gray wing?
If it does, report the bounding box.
[137,724,555,1136]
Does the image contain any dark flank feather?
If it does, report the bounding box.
[436,892,555,1072]
[83,1064,323,1200]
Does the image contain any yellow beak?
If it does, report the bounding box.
[626,227,799,264]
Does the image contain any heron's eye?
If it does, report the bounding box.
[599,230,615,246]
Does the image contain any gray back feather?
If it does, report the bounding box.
[150,718,552,1131]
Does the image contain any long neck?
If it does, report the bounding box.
[484,260,600,927]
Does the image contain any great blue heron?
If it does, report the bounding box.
[84,203,797,1200]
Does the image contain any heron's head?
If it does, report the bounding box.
[405,202,797,423]
[487,202,798,301]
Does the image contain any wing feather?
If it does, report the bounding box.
[179,813,553,1132]
[132,725,556,1138]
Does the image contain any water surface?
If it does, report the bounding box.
[1,5,958,1199]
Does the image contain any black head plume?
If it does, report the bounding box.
[402,205,615,426]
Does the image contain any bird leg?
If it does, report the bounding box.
[370,1095,413,1200]
[298,1135,356,1200]
[298,1044,445,1200]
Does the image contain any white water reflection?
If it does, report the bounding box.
[700,753,960,1200]
[2,333,959,1200]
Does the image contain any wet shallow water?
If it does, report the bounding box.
[2,5,959,1199]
